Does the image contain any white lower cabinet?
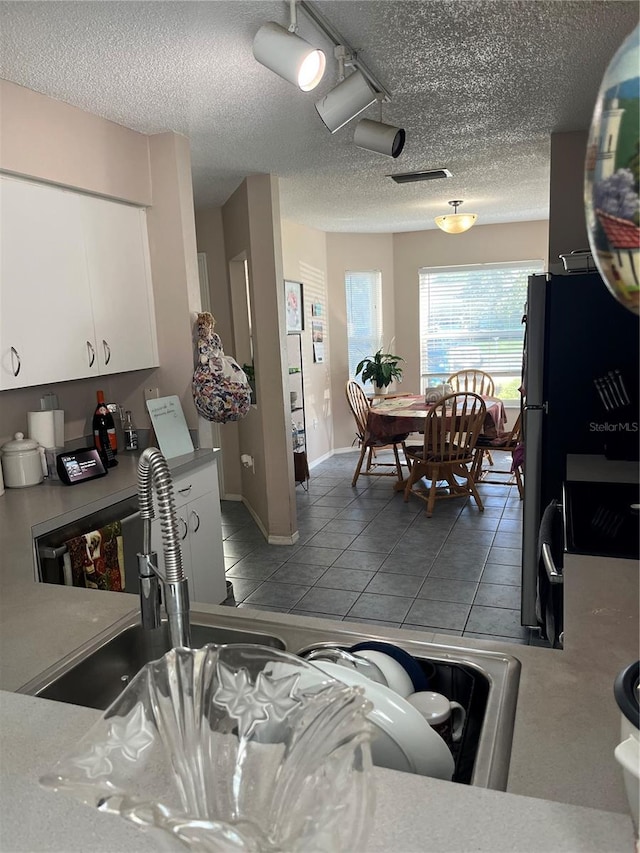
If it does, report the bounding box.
[151,459,226,605]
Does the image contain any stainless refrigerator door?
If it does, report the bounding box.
[523,274,547,407]
[521,406,544,626]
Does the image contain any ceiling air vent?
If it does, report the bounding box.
[388,168,453,184]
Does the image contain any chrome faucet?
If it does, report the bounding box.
[137,447,191,648]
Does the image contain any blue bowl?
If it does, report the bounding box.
[349,641,433,692]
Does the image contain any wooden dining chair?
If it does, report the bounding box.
[447,369,496,468]
[447,369,495,397]
[470,412,524,499]
[403,392,486,517]
[345,380,410,487]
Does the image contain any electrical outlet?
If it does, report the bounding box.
[144,387,160,402]
[313,419,318,430]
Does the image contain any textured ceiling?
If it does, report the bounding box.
[0,1,637,232]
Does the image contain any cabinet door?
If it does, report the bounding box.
[81,195,158,375]
[187,490,226,605]
[0,176,98,389]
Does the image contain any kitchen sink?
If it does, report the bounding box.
[18,609,520,790]
[19,613,286,711]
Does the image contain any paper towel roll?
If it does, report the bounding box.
[27,410,56,448]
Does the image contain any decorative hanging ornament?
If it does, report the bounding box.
[584,24,640,315]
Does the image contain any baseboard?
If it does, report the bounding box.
[331,446,360,456]
[240,496,300,545]
[308,449,336,468]
[268,532,300,545]
[221,493,243,502]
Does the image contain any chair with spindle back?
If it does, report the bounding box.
[345,380,410,487]
[448,369,496,467]
[470,412,524,499]
[447,369,495,396]
[403,392,486,517]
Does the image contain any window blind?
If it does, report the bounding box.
[419,261,544,398]
[345,270,382,381]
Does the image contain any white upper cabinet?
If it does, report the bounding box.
[0,175,158,390]
[81,195,158,375]
[0,176,99,389]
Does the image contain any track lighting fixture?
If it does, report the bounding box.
[434,200,478,234]
[315,69,378,133]
[253,21,326,91]
[354,118,405,158]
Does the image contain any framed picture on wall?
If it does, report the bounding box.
[285,280,304,333]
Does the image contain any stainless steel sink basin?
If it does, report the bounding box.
[18,609,520,791]
[19,612,286,711]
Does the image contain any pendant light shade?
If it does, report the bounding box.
[253,22,326,91]
[315,70,378,133]
[434,200,478,234]
[354,118,406,158]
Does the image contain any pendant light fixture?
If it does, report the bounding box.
[434,200,478,234]
[253,3,326,92]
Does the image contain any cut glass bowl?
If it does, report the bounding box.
[40,644,375,852]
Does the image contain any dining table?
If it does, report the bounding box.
[366,393,507,487]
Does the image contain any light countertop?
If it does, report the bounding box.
[0,689,634,853]
[0,449,638,850]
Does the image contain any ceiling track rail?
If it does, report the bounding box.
[298,0,392,102]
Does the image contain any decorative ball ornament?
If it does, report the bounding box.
[584,24,640,315]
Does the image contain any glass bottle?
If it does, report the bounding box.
[123,410,138,451]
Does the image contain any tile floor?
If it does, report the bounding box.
[222,449,543,646]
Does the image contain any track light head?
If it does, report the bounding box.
[253,22,326,91]
[315,70,378,133]
[354,118,406,158]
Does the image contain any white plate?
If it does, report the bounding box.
[311,661,455,781]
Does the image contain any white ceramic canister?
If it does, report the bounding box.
[0,432,45,487]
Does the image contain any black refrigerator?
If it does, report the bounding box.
[521,271,639,635]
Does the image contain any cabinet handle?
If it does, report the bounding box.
[103,339,111,365]
[191,509,200,533]
[179,516,188,540]
[10,346,21,377]
[87,341,95,367]
[178,485,193,495]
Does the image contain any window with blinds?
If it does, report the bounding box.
[419,261,544,400]
[345,270,382,382]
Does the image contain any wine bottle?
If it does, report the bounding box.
[93,391,117,455]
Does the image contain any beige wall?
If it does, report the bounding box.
[0,81,199,446]
[326,232,396,451]
[281,220,331,463]
[548,130,589,272]
[221,175,297,541]
[0,80,151,205]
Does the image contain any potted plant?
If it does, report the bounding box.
[355,348,404,394]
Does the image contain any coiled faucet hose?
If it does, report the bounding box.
[137,447,184,583]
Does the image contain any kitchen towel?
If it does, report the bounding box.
[27,410,65,449]
[65,522,125,591]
